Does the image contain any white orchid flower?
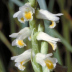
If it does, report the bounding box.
[36,9,63,28]
[13,3,35,23]
[9,27,32,48]
[37,32,60,50]
[36,53,58,71]
[11,49,31,71]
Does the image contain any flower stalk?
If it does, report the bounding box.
[29,0,42,72]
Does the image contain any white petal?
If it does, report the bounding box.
[55,13,63,16]
[36,53,53,60]
[36,56,46,67]
[13,11,21,18]
[11,49,31,61]
[36,9,63,22]
[10,27,31,40]
[36,53,46,59]
[12,39,26,48]
[9,33,18,38]
[37,32,60,43]
[19,27,30,34]
[12,39,17,46]
[46,57,58,69]
[19,3,35,13]
[14,49,31,62]
[45,53,53,58]
[15,62,25,71]
[11,56,18,60]
[18,28,31,40]
[49,21,56,28]
[17,13,25,23]
[46,58,58,64]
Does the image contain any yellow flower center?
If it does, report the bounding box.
[49,42,54,50]
[17,40,24,46]
[20,17,24,22]
[45,60,54,69]
[25,11,32,19]
[20,61,25,65]
[50,21,54,27]
[19,61,25,69]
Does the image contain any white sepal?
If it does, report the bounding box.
[9,33,18,38]
[11,49,31,62]
[11,49,31,71]
[37,32,60,50]
[13,11,21,18]
[36,9,63,22]
[37,32,60,43]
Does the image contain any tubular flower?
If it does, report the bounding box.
[36,53,58,71]
[36,9,63,28]
[37,32,60,50]
[9,27,32,48]
[11,49,31,71]
[13,3,35,23]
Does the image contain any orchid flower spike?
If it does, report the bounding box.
[36,53,58,71]
[13,3,35,23]
[36,9,63,28]
[37,32,60,50]
[9,27,32,48]
[11,49,31,71]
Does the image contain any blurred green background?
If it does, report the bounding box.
[0,0,72,72]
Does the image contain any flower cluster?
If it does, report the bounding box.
[9,3,63,72]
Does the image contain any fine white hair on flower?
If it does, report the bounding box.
[11,49,31,71]
[36,9,63,28]
[13,3,35,23]
[9,27,32,48]
[36,53,58,71]
[37,32,60,50]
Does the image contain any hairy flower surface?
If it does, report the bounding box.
[36,9,63,28]
[11,49,31,71]
[36,53,58,71]
[13,3,35,23]
[37,32,60,50]
[9,27,31,48]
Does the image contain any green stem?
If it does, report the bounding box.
[41,42,48,54]
[28,0,37,8]
[29,0,42,72]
